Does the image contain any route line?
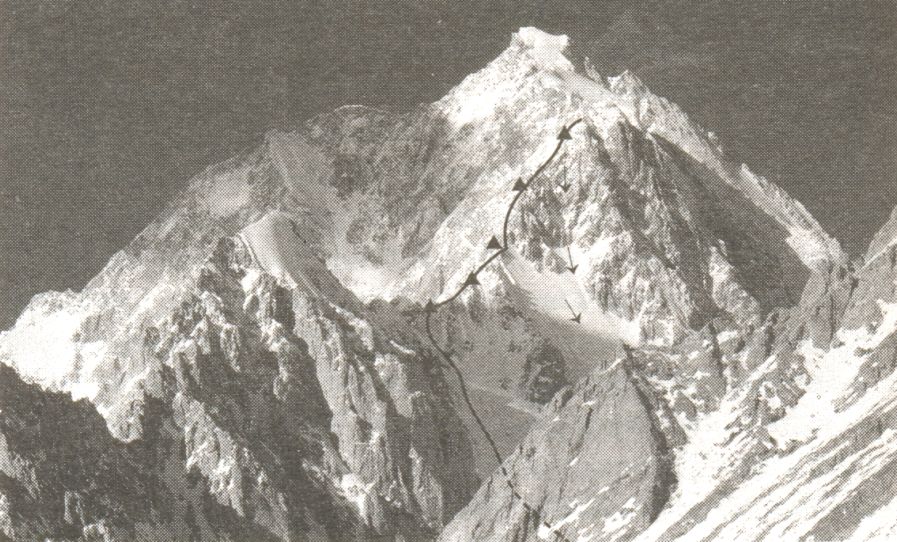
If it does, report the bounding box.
[422,119,583,541]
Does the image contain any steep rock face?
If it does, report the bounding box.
[442,204,897,541]
[0,360,338,542]
[0,234,477,540]
[160,236,478,536]
[439,365,677,542]
[0,366,176,541]
[641,237,897,541]
[842,205,897,330]
[289,28,842,480]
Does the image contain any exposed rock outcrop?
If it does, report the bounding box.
[441,203,897,541]
[440,364,677,542]
[518,339,568,405]
[0,236,478,540]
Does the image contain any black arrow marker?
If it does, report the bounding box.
[564,299,582,324]
[565,246,578,274]
[559,164,571,192]
[419,119,582,542]
[502,119,583,247]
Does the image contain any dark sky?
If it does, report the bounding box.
[1,0,895,329]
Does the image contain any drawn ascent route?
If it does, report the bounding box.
[422,118,583,542]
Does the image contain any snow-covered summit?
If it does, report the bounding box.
[434,28,843,270]
[0,26,875,542]
[511,27,574,71]
[1,23,848,429]
[1,26,847,408]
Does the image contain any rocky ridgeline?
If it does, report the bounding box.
[440,207,897,541]
[1,237,478,540]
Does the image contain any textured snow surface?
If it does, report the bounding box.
[634,303,897,541]
[502,250,639,345]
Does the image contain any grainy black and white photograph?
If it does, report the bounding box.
[1,1,896,540]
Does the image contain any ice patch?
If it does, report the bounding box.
[241,211,324,296]
[326,193,407,300]
[202,164,252,216]
[602,497,639,536]
[341,474,375,518]
[502,251,639,345]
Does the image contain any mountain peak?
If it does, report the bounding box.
[509,27,574,72]
[0,24,873,541]
[434,26,843,271]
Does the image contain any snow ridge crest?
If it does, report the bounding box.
[510,27,574,72]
